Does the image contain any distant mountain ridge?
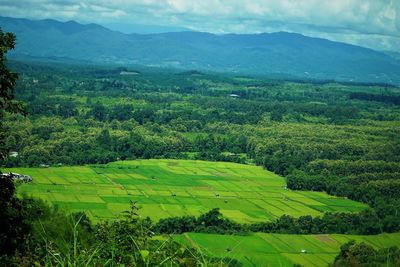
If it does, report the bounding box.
[1,16,400,84]
[103,22,190,34]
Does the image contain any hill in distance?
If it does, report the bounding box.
[1,16,400,84]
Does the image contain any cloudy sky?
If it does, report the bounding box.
[1,0,399,52]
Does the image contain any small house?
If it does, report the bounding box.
[1,172,32,183]
[9,151,19,157]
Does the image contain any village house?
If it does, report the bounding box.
[1,172,32,182]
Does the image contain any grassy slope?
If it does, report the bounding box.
[174,232,400,267]
[6,159,366,223]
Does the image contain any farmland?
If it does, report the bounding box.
[7,159,366,223]
[174,232,400,267]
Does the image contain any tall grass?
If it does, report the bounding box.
[36,207,234,266]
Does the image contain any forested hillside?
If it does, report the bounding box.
[2,16,400,84]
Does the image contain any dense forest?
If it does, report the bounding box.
[1,28,400,265]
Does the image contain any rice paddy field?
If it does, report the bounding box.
[174,232,400,267]
[5,159,367,223]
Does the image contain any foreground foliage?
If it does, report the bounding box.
[0,176,238,266]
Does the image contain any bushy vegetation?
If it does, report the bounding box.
[155,207,395,236]
[155,208,244,235]
[330,241,400,267]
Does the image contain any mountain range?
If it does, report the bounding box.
[1,16,400,84]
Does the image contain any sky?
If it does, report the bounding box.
[0,0,399,52]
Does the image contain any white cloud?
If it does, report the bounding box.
[0,0,399,51]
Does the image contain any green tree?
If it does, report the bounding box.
[90,101,107,121]
[0,176,30,261]
[97,128,111,147]
[0,29,24,161]
[331,241,400,267]
[0,29,18,115]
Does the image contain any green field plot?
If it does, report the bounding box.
[5,159,367,222]
[174,232,400,267]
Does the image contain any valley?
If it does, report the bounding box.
[1,21,400,265]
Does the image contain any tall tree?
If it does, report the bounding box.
[0,29,30,262]
[0,29,24,161]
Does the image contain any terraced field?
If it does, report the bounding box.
[174,232,400,267]
[6,159,366,223]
